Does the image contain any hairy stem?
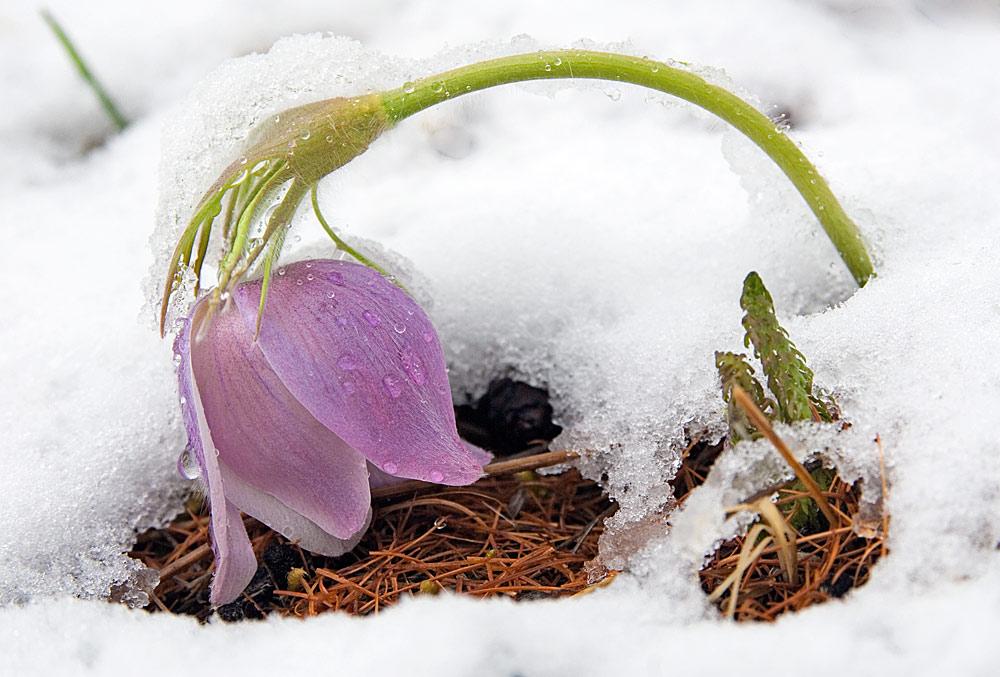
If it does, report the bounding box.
[380,50,873,286]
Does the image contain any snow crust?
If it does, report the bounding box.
[2,0,999,674]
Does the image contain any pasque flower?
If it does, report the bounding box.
[174,259,488,605]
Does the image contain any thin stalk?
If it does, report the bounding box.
[311,184,392,278]
[380,50,873,286]
[41,9,128,131]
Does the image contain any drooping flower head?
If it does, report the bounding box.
[175,259,487,605]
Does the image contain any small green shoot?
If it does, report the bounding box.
[739,272,818,424]
[41,9,128,132]
[715,351,773,443]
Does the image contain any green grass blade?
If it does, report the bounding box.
[41,9,128,132]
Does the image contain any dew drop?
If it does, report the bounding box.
[430,470,444,483]
[306,273,314,281]
[544,63,552,71]
[403,82,416,94]
[326,135,334,143]
[431,81,444,94]
[382,374,403,399]
[401,349,426,385]
[393,322,406,334]
[178,449,201,480]
[296,278,304,286]
[363,310,381,327]
[277,267,286,276]
[383,461,399,475]
[553,57,562,66]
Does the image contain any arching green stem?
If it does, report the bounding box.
[380,50,873,286]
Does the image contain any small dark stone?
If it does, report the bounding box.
[826,572,853,598]
[216,601,245,622]
[262,542,300,584]
[457,378,562,455]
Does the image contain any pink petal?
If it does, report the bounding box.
[189,298,372,541]
[219,462,371,556]
[175,308,257,606]
[234,260,484,485]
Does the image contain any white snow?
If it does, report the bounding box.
[1,0,999,674]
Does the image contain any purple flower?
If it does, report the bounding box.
[174,259,488,605]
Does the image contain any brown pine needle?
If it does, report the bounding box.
[731,385,839,527]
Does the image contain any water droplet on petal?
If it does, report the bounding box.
[363,310,381,327]
[178,449,201,480]
[277,267,286,276]
[306,273,314,281]
[382,374,403,398]
[401,348,426,385]
[393,322,406,334]
[383,461,399,475]
[430,470,444,483]
[296,278,304,286]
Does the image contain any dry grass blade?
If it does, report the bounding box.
[699,464,887,622]
[731,385,839,527]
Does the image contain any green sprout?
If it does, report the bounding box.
[739,272,836,425]
[160,50,876,334]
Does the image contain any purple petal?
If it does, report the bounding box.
[219,461,371,556]
[234,260,484,485]
[175,309,257,606]
[462,441,494,468]
[189,298,372,540]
